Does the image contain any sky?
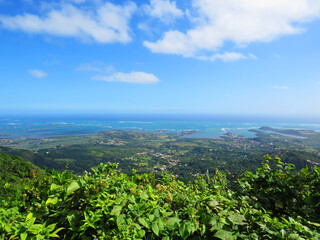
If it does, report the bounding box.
[0,0,320,118]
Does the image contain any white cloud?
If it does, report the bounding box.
[145,30,194,56]
[197,52,257,62]
[143,0,183,23]
[64,0,87,4]
[28,69,48,78]
[76,62,114,72]
[144,0,320,58]
[0,2,136,43]
[137,22,151,32]
[274,85,289,90]
[92,71,159,84]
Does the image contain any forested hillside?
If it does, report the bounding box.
[0,153,43,200]
[1,129,320,183]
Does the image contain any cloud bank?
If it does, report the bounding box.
[0,2,136,43]
[92,72,159,84]
[143,0,184,23]
[1,0,320,62]
[144,0,320,58]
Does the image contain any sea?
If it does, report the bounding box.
[0,114,320,139]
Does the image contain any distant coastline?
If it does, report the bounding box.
[0,115,320,140]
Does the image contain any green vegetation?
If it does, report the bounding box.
[1,153,319,239]
[0,153,43,200]
[250,127,320,152]
[0,134,94,151]
[1,128,319,238]
[1,129,320,183]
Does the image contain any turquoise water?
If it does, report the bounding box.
[0,115,320,139]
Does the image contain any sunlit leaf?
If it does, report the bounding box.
[111,206,123,216]
[138,217,149,229]
[66,181,80,195]
[20,232,28,240]
[214,229,235,240]
[228,214,246,225]
[45,197,58,206]
[152,221,159,236]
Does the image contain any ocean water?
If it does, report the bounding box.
[0,114,320,139]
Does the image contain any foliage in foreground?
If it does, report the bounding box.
[0,154,319,239]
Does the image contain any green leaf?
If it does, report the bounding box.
[4,224,11,233]
[36,234,44,240]
[51,227,64,237]
[208,200,219,208]
[111,205,123,216]
[134,223,142,230]
[186,222,193,234]
[179,222,193,240]
[209,216,218,226]
[179,223,188,240]
[45,197,58,206]
[46,223,56,232]
[128,195,136,203]
[140,192,149,200]
[66,181,80,195]
[50,183,60,191]
[157,218,164,231]
[138,230,145,237]
[288,233,300,240]
[67,212,76,227]
[200,224,206,236]
[148,214,155,221]
[154,209,160,218]
[26,212,33,222]
[49,233,60,238]
[116,214,126,229]
[138,217,149,229]
[20,232,28,240]
[210,222,224,231]
[228,214,246,225]
[214,230,235,240]
[166,217,181,230]
[27,224,42,234]
[152,221,159,236]
[308,221,320,227]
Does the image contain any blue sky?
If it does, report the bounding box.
[0,0,320,118]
